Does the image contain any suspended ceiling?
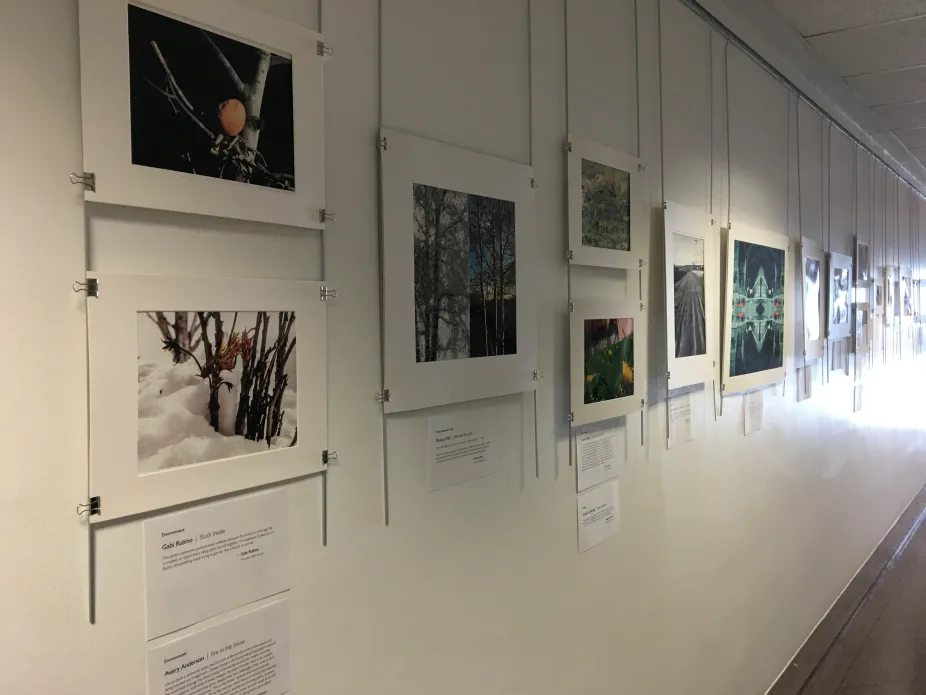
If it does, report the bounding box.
[769,0,926,169]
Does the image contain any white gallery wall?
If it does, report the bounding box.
[3,0,926,694]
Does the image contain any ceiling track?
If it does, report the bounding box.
[676,0,926,200]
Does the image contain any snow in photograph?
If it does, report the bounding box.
[138,311,297,473]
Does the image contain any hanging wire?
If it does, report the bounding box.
[724,39,732,229]
[709,29,714,215]
[674,0,926,199]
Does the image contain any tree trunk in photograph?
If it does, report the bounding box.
[236,51,272,183]
[479,222,489,357]
[428,195,444,361]
[495,204,503,355]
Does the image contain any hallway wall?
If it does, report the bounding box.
[2,1,926,694]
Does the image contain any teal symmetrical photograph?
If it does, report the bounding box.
[730,240,785,377]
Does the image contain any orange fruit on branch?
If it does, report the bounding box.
[218,99,247,136]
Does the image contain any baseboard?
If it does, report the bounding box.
[766,479,926,695]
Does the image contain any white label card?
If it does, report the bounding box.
[577,480,620,553]
[744,390,764,436]
[428,407,497,491]
[144,490,288,640]
[576,422,623,492]
[667,393,695,449]
[146,598,290,695]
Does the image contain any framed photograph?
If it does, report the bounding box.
[663,201,718,390]
[885,266,898,326]
[800,237,825,361]
[900,267,915,324]
[854,237,871,286]
[87,273,328,522]
[78,0,325,228]
[570,300,643,428]
[722,223,790,394]
[827,252,853,340]
[567,135,646,270]
[873,266,885,317]
[854,302,871,354]
[379,129,537,413]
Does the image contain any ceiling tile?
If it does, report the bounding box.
[768,0,926,37]
[808,15,926,76]
[872,100,926,129]
[894,127,926,147]
[847,66,926,106]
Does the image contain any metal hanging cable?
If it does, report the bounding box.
[674,0,926,198]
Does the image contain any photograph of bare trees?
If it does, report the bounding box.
[581,159,631,251]
[128,5,295,190]
[138,311,297,473]
[413,183,517,362]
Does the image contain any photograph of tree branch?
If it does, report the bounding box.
[581,158,631,251]
[128,4,296,190]
[138,311,297,473]
[584,318,634,405]
[413,183,517,362]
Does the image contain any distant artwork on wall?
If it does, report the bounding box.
[128,4,296,191]
[831,268,850,325]
[729,240,785,377]
[581,159,631,251]
[672,233,706,358]
[804,257,821,341]
[583,318,634,404]
[413,184,517,362]
[903,275,914,318]
[138,311,297,473]
[856,240,870,284]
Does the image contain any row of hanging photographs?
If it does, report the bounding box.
[72,0,917,525]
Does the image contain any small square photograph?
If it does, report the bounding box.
[581,158,631,252]
[128,4,296,190]
[584,318,634,404]
[138,311,298,473]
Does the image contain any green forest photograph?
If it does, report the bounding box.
[581,158,631,251]
[584,318,634,405]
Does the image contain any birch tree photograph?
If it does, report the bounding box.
[137,311,298,473]
[413,183,517,362]
[128,5,296,190]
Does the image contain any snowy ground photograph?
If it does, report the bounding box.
[138,311,297,473]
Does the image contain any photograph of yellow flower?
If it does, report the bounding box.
[583,318,634,404]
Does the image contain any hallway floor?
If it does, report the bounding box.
[797,502,926,694]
